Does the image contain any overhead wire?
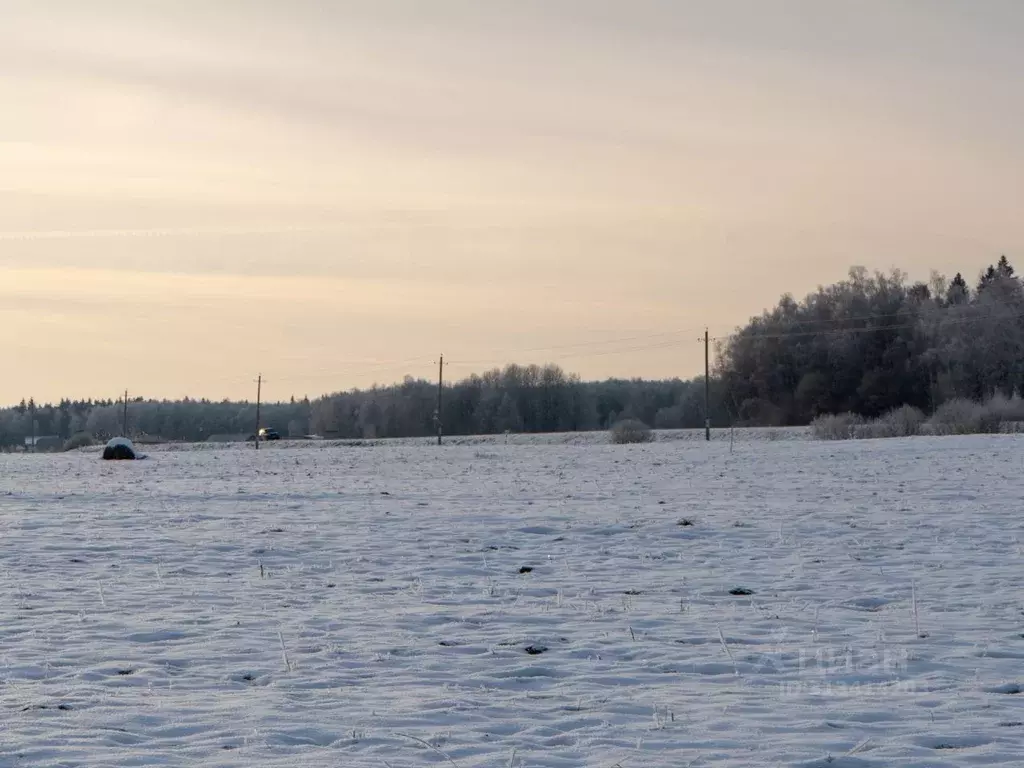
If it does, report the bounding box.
[107,285,1024,399]
[245,299,1024,395]
[724,303,1024,343]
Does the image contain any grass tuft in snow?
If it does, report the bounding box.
[609,418,654,444]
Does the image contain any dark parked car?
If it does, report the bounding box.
[258,428,281,441]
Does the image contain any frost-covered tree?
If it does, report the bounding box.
[717,257,1023,423]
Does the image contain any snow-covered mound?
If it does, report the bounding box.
[102,437,136,460]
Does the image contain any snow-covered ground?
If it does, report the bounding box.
[1,436,1022,767]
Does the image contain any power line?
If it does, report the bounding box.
[725,304,1024,343]
[246,328,714,392]
[269,358,433,386]
[729,286,1024,335]
[188,304,1024,401]
[464,325,710,360]
[40,287,1024,405]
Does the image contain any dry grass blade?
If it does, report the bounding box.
[395,732,461,767]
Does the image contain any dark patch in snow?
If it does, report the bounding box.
[127,630,188,643]
[524,645,548,655]
[986,682,1022,695]
[21,703,72,712]
[843,597,891,612]
[915,734,991,750]
[793,758,876,768]
[729,587,754,596]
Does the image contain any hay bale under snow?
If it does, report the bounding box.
[103,437,136,460]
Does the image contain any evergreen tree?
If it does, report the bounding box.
[947,273,969,305]
[977,265,998,293]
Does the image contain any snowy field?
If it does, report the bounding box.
[2,436,1023,767]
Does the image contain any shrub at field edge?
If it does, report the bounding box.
[610,419,654,444]
[812,395,1024,440]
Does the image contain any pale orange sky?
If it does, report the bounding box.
[2,0,1021,404]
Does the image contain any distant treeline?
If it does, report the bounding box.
[3,256,1019,447]
[309,367,720,439]
[0,397,315,449]
[0,372,723,448]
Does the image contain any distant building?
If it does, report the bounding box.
[24,436,63,452]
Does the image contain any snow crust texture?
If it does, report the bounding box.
[1,437,1023,766]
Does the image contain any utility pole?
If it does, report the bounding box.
[122,389,129,437]
[255,374,262,450]
[435,355,444,446]
[704,329,711,442]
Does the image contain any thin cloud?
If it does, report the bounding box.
[0,225,338,241]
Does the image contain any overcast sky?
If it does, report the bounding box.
[2,0,1022,403]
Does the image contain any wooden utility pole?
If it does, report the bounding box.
[435,355,444,446]
[704,329,711,442]
[122,389,129,437]
[255,374,262,450]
